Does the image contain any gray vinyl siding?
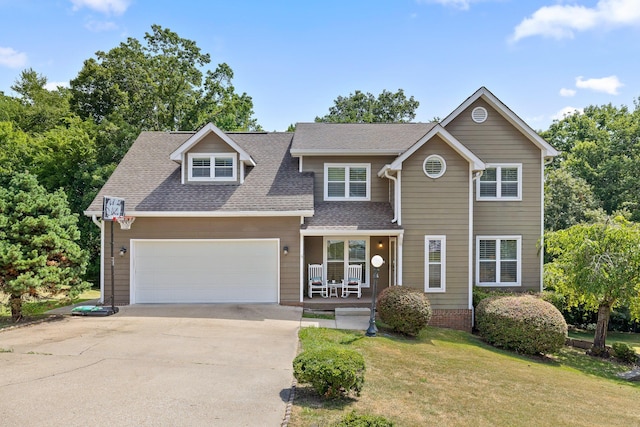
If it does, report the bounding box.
[400,135,470,309]
[104,216,301,305]
[445,98,543,291]
[301,155,396,203]
[183,133,240,184]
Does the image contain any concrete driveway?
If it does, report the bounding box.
[0,304,302,427]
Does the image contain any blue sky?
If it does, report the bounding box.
[1,0,639,131]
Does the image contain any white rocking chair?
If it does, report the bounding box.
[308,264,327,298]
[342,264,362,298]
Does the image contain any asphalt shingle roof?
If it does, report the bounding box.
[291,122,436,154]
[85,131,314,215]
[302,202,402,231]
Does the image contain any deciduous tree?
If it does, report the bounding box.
[544,217,640,353]
[70,25,259,132]
[315,89,419,123]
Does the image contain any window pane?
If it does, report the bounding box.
[480,182,497,197]
[428,240,441,262]
[349,240,366,262]
[192,168,210,177]
[327,240,344,261]
[328,182,345,197]
[192,158,210,167]
[349,182,366,197]
[215,157,233,167]
[327,167,345,181]
[428,264,441,288]
[479,261,496,282]
[349,167,367,182]
[501,167,518,182]
[501,182,518,197]
[480,168,496,182]
[479,240,496,260]
[500,240,517,260]
[500,261,518,282]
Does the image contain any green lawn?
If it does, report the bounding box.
[569,330,640,352]
[0,288,100,328]
[291,327,640,427]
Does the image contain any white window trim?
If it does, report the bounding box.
[424,235,446,293]
[324,163,371,201]
[187,152,237,182]
[423,155,446,179]
[476,235,521,287]
[323,237,370,287]
[476,163,522,201]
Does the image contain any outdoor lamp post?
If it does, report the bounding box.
[366,255,385,337]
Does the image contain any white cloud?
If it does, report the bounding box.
[44,81,70,91]
[575,75,623,95]
[0,46,28,68]
[85,20,118,32]
[559,88,576,97]
[511,0,640,42]
[552,106,584,121]
[70,0,131,15]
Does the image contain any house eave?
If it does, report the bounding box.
[84,210,315,218]
[290,149,404,157]
[300,228,404,237]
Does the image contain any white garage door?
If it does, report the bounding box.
[131,239,279,304]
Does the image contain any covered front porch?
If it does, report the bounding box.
[299,201,404,308]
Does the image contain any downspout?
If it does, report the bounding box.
[384,169,399,223]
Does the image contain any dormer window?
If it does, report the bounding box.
[188,153,237,182]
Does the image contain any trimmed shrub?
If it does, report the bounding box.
[293,346,365,398]
[334,411,394,427]
[472,286,515,308]
[377,286,431,336]
[476,295,568,355]
[612,342,638,364]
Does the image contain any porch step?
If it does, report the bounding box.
[335,307,371,316]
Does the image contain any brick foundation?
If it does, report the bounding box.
[429,309,472,332]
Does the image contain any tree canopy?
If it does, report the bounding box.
[0,173,90,321]
[315,89,419,123]
[70,24,259,132]
[544,217,640,352]
[542,101,640,221]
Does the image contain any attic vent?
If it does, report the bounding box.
[423,155,446,179]
[472,107,488,123]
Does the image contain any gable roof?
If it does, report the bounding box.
[290,122,436,156]
[85,131,314,217]
[169,123,256,166]
[382,124,485,174]
[440,87,559,158]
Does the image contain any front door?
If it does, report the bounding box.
[324,238,368,287]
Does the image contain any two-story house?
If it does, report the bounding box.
[85,87,558,331]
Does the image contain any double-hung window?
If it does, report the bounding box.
[476,236,521,286]
[425,236,446,292]
[188,153,237,182]
[477,164,521,201]
[324,163,370,201]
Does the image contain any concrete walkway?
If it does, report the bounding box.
[300,307,372,331]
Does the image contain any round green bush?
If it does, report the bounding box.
[334,411,394,426]
[377,286,431,336]
[293,346,365,398]
[612,342,638,364]
[476,295,567,355]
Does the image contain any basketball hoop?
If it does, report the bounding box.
[116,216,136,230]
